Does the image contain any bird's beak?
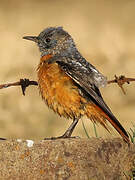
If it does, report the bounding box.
[23,36,38,43]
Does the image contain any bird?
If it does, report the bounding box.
[23,26,129,143]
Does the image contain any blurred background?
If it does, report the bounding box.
[0,0,135,140]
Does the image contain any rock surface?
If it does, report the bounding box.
[0,138,134,180]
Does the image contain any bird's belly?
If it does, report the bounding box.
[37,63,87,119]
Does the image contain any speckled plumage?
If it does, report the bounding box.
[23,27,129,143]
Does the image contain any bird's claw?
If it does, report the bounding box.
[44,136,80,140]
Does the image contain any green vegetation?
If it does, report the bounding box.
[128,124,135,144]
[82,120,99,138]
[81,120,90,138]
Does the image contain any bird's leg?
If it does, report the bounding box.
[61,118,79,138]
[44,118,79,140]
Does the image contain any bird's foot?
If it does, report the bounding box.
[44,135,80,140]
[0,137,6,140]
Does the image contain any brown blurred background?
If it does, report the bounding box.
[0,0,135,140]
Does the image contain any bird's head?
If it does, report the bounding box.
[23,27,76,57]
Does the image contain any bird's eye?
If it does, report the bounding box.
[45,38,51,43]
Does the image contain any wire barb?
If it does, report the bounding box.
[0,79,38,95]
[107,75,135,94]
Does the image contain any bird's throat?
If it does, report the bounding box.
[40,54,53,63]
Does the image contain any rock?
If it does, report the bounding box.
[0,138,134,180]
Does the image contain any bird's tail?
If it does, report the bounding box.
[85,103,130,144]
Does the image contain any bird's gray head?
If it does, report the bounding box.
[23,27,76,57]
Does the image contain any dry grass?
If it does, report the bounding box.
[0,0,135,139]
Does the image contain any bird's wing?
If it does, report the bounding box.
[56,59,112,115]
[55,57,129,143]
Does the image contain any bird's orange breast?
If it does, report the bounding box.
[37,55,87,119]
